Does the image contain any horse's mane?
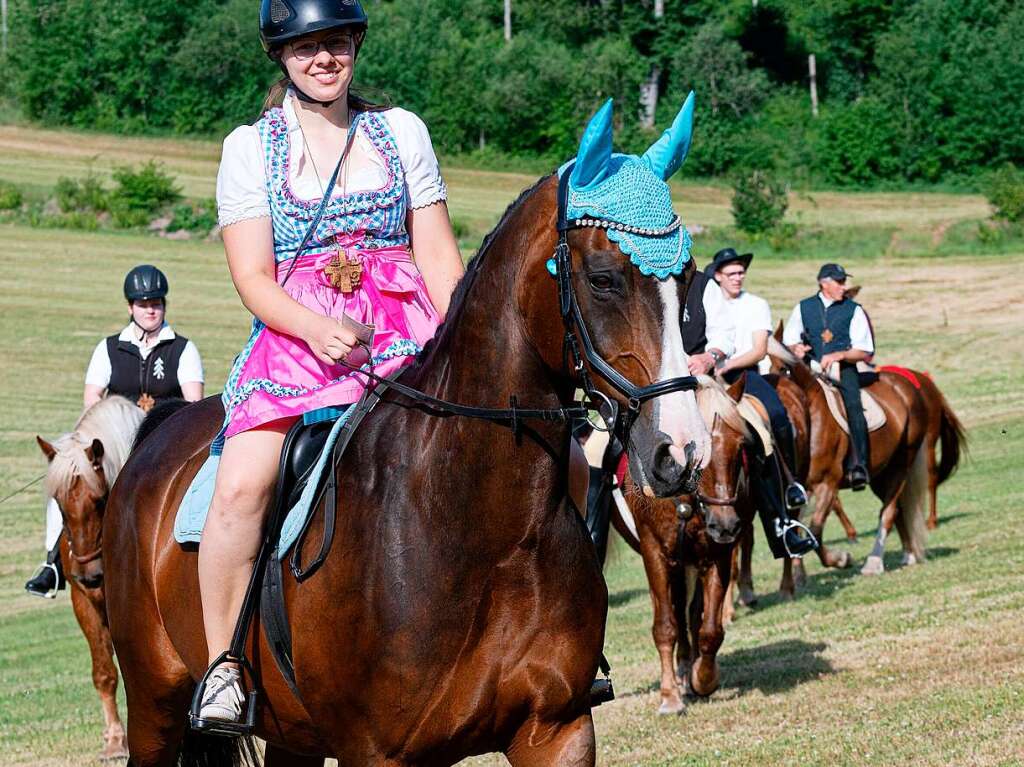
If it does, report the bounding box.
[766,336,800,367]
[695,375,749,439]
[411,175,553,367]
[45,396,145,499]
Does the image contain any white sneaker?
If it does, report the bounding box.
[198,667,244,723]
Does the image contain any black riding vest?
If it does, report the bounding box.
[798,296,858,361]
[106,333,188,405]
[681,271,708,356]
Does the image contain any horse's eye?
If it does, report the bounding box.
[588,273,614,292]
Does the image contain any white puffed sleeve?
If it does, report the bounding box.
[216,125,271,227]
[384,108,448,210]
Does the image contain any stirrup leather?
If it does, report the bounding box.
[189,652,258,737]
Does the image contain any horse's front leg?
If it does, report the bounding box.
[689,555,729,698]
[832,495,859,542]
[638,533,684,715]
[861,475,908,576]
[737,523,757,606]
[69,583,127,759]
[809,481,853,569]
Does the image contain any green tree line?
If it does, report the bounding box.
[7,0,1024,186]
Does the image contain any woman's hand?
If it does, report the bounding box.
[303,315,358,366]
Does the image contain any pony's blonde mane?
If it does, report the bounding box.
[695,375,750,439]
[44,396,145,500]
[767,336,800,367]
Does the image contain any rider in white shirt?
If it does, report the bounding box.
[707,248,815,559]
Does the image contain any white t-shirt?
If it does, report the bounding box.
[701,279,736,357]
[216,95,448,228]
[84,324,204,389]
[724,290,772,373]
[782,293,874,353]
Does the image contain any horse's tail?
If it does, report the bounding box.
[936,391,967,486]
[174,728,261,767]
[899,443,930,563]
[132,398,192,452]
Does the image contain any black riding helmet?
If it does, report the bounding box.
[260,0,367,55]
[123,265,168,302]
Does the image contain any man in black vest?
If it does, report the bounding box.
[26,265,205,598]
[783,263,873,490]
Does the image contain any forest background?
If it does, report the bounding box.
[5,0,1024,190]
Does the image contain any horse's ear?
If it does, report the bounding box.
[641,90,694,181]
[846,285,861,299]
[773,321,784,341]
[85,438,104,469]
[36,436,57,463]
[726,373,746,403]
[570,99,614,190]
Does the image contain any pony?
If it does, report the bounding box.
[103,98,712,766]
[35,394,145,760]
[766,335,931,576]
[612,375,755,714]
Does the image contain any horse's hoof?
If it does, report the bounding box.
[902,552,920,566]
[847,534,859,544]
[739,587,757,607]
[838,551,854,569]
[99,745,129,761]
[657,694,685,716]
[926,519,938,531]
[861,555,884,576]
[779,588,795,601]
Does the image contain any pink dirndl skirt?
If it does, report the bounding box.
[221,238,440,440]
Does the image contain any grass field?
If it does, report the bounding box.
[1,125,1022,766]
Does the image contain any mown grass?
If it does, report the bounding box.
[0,128,1022,766]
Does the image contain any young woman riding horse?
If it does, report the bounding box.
[193,0,464,724]
[104,38,712,767]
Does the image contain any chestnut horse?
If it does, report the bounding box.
[611,376,754,714]
[103,170,712,763]
[766,338,931,576]
[35,395,145,760]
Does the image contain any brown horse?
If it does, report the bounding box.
[766,337,931,577]
[35,395,145,760]
[611,376,754,714]
[103,171,713,763]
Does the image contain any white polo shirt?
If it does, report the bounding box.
[782,293,874,353]
[724,290,772,373]
[85,323,204,389]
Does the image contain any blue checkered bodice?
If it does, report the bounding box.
[256,108,410,262]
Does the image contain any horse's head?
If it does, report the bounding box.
[37,435,107,589]
[519,95,710,497]
[695,375,753,545]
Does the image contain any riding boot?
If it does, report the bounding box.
[585,467,613,567]
[839,364,870,490]
[25,538,65,599]
[753,453,818,559]
[772,424,809,510]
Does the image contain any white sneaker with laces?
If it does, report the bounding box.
[198,667,244,723]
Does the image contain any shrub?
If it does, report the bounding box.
[168,199,217,234]
[982,164,1024,222]
[731,170,789,234]
[0,181,23,210]
[54,174,109,213]
[109,162,181,228]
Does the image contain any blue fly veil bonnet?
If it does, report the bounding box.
[555,92,695,280]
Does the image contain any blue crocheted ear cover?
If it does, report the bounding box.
[558,94,695,280]
[559,155,692,279]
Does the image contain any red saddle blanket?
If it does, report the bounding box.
[877,365,926,389]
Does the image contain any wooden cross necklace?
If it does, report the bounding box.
[298,108,363,293]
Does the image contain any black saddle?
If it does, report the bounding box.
[278,418,335,512]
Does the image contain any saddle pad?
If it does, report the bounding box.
[816,378,886,434]
[737,395,774,457]
[877,365,923,389]
[174,408,353,559]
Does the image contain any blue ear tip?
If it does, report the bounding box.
[545,258,558,277]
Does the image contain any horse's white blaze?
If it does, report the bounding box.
[656,279,711,470]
